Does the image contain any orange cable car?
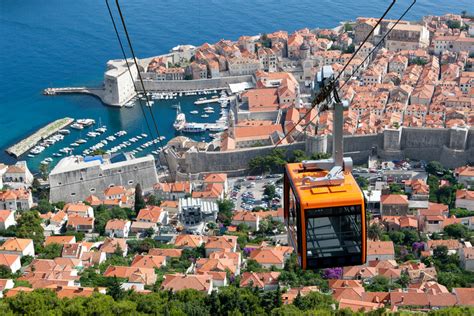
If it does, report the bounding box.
[283,70,367,269]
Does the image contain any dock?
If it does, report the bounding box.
[6,117,74,158]
[43,87,106,102]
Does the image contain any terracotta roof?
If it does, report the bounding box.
[426,239,461,250]
[136,207,163,223]
[0,238,33,252]
[105,219,130,231]
[63,203,91,214]
[240,272,280,288]
[104,266,156,285]
[104,186,126,196]
[453,288,474,306]
[249,248,284,265]
[456,189,474,200]
[367,241,395,256]
[195,258,237,274]
[381,194,409,205]
[161,274,212,292]
[232,211,259,222]
[203,173,227,184]
[100,238,127,254]
[0,210,13,223]
[131,255,166,269]
[205,236,238,252]
[44,235,76,246]
[67,216,93,228]
[148,248,183,258]
[0,253,20,267]
[4,286,34,297]
[174,235,203,248]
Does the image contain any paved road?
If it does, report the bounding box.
[228,175,283,211]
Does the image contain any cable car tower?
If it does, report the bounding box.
[283,68,367,270]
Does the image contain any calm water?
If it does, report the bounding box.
[0,0,471,172]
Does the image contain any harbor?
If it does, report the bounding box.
[6,117,74,158]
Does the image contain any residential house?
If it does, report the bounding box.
[0,188,33,211]
[203,173,228,195]
[380,195,409,216]
[105,219,131,238]
[248,246,292,269]
[231,211,260,231]
[0,254,21,273]
[0,210,16,231]
[103,266,156,286]
[63,203,94,218]
[204,236,238,257]
[455,189,474,211]
[131,255,167,269]
[136,206,167,225]
[100,238,128,257]
[0,238,35,257]
[1,162,33,186]
[66,216,94,233]
[0,279,14,298]
[425,239,461,255]
[161,274,213,294]
[174,234,203,249]
[240,272,280,291]
[44,235,76,247]
[148,248,183,260]
[62,243,85,259]
[459,247,474,272]
[154,181,192,201]
[367,241,395,262]
[455,165,474,188]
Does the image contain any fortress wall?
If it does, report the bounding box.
[181,142,305,174]
[139,75,253,92]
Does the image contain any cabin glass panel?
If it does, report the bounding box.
[305,205,362,260]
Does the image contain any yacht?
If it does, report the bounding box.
[58,129,70,135]
[173,106,186,131]
[204,109,215,114]
[96,126,107,133]
[201,114,209,118]
[77,119,95,126]
[141,133,148,138]
[190,110,199,115]
[27,154,35,158]
[183,123,205,133]
[204,106,213,111]
[71,123,84,130]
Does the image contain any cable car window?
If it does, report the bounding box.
[305,206,362,259]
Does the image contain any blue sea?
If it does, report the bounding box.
[0,0,471,172]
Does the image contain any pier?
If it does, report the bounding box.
[43,87,106,102]
[6,117,74,158]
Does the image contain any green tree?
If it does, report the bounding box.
[389,183,404,194]
[13,210,45,248]
[0,265,12,278]
[426,161,445,176]
[134,183,146,212]
[39,164,49,181]
[245,259,264,272]
[356,176,369,190]
[263,184,276,201]
[444,224,470,239]
[368,223,383,241]
[343,22,353,32]
[293,291,335,311]
[217,199,235,226]
[34,199,55,214]
[365,275,396,292]
[146,194,161,206]
[388,231,405,245]
[107,277,125,301]
[39,243,63,259]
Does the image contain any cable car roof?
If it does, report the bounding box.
[286,162,364,209]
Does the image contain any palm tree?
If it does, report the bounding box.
[368,223,383,241]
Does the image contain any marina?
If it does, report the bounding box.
[6,117,74,158]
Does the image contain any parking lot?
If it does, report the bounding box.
[228,175,283,211]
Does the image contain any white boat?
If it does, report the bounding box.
[183,123,205,133]
[141,133,148,138]
[173,105,186,131]
[87,132,99,138]
[96,127,107,133]
[106,136,116,141]
[145,100,154,107]
[204,106,213,111]
[71,142,79,147]
[136,135,142,140]
[201,114,209,118]
[27,154,35,158]
[77,119,95,126]
[58,129,70,135]
[40,161,49,165]
[124,102,134,108]
[205,109,215,114]
[71,123,84,130]
[44,157,53,162]
[190,110,199,114]
[77,139,87,144]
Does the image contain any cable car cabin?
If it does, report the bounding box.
[284,162,366,270]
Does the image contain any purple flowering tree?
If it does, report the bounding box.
[323,267,343,279]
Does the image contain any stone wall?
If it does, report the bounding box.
[49,157,158,203]
[138,75,253,92]
[180,142,305,174]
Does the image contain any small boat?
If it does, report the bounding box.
[44,157,53,162]
[87,132,99,138]
[77,139,87,144]
[205,109,215,114]
[141,133,148,138]
[136,135,142,139]
[190,110,199,114]
[58,129,70,135]
[96,127,107,133]
[77,119,95,126]
[204,106,213,110]
[71,123,84,130]
[124,102,134,108]
[40,161,49,165]
[201,114,209,118]
[71,142,79,147]
[27,154,35,158]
